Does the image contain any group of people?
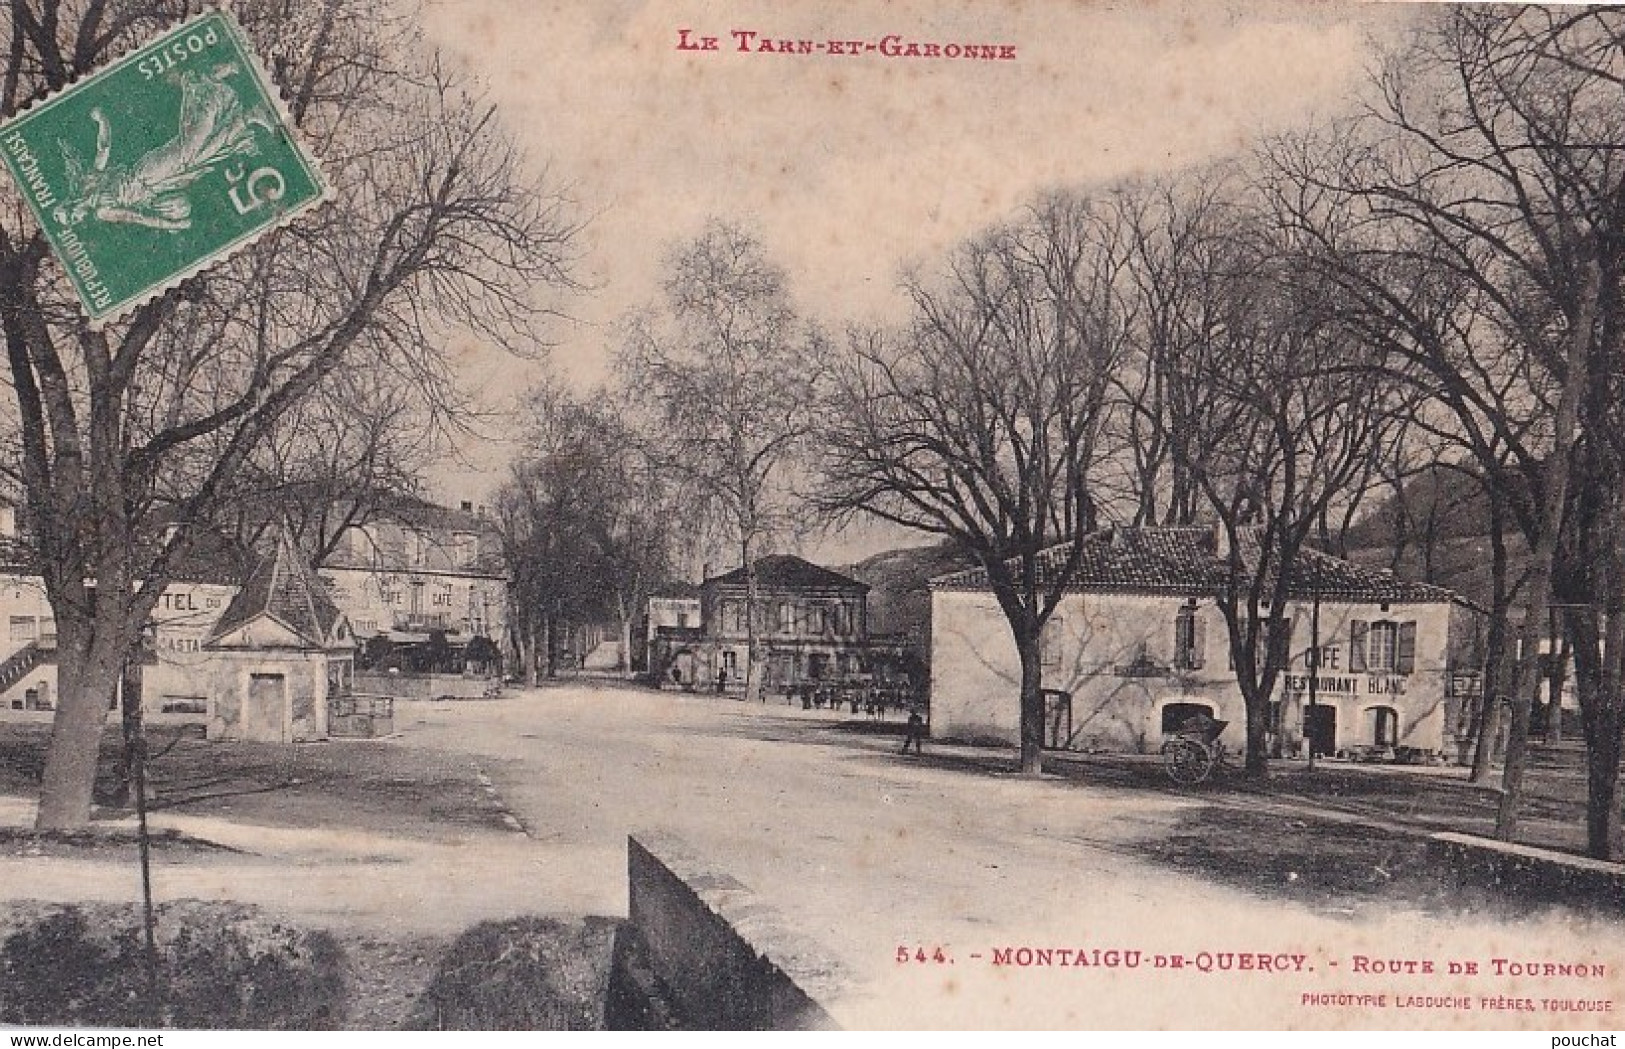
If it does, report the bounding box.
[784,681,929,755]
[790,681,915,719]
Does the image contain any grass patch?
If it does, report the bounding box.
[0,723,508,840]
[0,900,346,1029]
[408,916,621,1030]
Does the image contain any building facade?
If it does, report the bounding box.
[649,555,911,694]
[930,527,1485,761]
[0,496,500,726]
[319,496,507,660]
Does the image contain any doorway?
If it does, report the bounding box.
[1304,704,1336,757]
[245,673,287,742]
[1368,705,1399,748]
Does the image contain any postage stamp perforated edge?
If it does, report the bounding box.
[0,7,332,329]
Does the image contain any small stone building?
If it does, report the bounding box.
[201,531,355,742]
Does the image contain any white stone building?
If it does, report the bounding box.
[929,527,1486,761]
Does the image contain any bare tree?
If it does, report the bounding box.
[818,191,1123,774]
[1160,216,1402,777]
[497,383,677,681]
[1266,6,1625,854]
[617,221,825,702]
[493,391,605,684]
[1109,172,1237,530]
[216,366,439,567]
[0,0,580,830]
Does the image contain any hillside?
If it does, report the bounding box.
[1341,461,1535,609]
[844,541,978,664]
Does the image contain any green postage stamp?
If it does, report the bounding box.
[0,10,328,326]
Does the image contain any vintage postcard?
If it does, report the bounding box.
[0,0,1619,1035]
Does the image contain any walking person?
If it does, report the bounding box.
[900,709,927,755]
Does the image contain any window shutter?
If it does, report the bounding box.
[1349,620,1368,672]
[1191,612,1206,670]
[1396,620,1418,675]
[1269,617,1292,671]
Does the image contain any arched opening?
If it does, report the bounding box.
[670,649,695,687]
[1367,705,1399,748]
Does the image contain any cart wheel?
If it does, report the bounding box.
[1163,739,1214,786]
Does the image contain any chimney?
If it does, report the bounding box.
[701,562,712,583]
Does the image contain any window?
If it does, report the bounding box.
[720,650,738,674]
[1173,602,1205,670]
[721,601,744,634]
[1369,705,1400,747]
[808,606,827,635]
[1227,617,1291,671]
[1367,621,1397,672]
[1350,619,1417,675]
[9,616,34,642]
[1041,617,1065,672]
[778,601,795,633]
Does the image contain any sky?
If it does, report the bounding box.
[415,0,1416,564]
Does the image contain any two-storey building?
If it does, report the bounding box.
[319,496,507,663]
[930,526,1486,761]
[650,555,910,693]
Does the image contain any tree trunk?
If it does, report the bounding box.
[1470,505,1511,782]
[741,537,761,703]
[35,625,124,831]
[1242,681,1270,779]
[1584,704,1623,860]
[1545,635,1570,745]
[1496,257,1596,841]
[521,627,538,688]
[1016,628,1045,775]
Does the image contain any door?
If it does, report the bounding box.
[1304,704,1336,757]
[245,673,287,742]
[1370,706,1399,748]
[1043,689,1073,749]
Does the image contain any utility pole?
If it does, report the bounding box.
[1308,591,1321,772]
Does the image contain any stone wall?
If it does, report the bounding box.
[625,833,847,1030]
[1428,831,1625,907]
[354,671,495,700]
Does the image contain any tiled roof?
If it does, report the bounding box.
[318,494,505,577]
[207,529,347,648]
[930,526,1460,605]
[707,554,868,593]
